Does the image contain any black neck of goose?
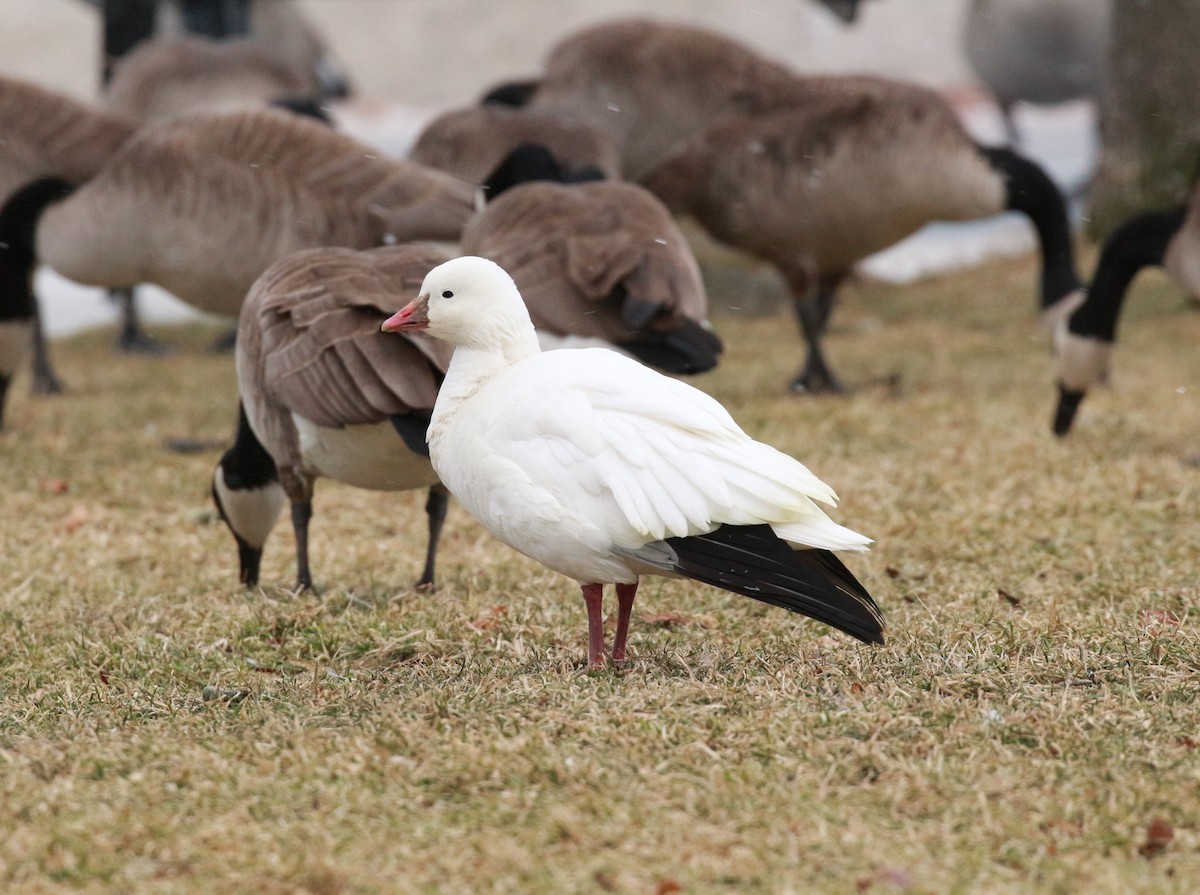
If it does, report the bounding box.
[218,404,279,492]
[979,146,1081,308]
[482,143,606,202]
[0,177,75,323]
[1069,206,1187,342]
[479,79,540,108]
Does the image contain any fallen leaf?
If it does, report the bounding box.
[656,881,681,895]
[62,505,91,533]
[470,605,507,631]
[1139,609,1180,626]
[1139,817,1174,858]
[884,566,901,579]
[998,588,1021,606]
[40,478,69,494]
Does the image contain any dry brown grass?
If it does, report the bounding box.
[2,252,1199,894]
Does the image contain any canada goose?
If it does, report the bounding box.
[214,243,454,590]
[461,144,722,374]
[1052,202,1194,436]
[409,105,621,184]
[642,90,1082,392]
[28,107,476,322]
[0,107,474,410]
[0,75,137,401]
[964,0,1111,144]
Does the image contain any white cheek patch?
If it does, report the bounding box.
[0,321,33,377]
[214,467,287,549]
[1057,332,1114,392]
[1040,289,1085,346]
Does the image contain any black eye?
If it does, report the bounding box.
[441,290,454,299]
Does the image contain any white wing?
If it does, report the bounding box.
[479,349,868,550]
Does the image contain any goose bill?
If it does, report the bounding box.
[381,294,430,332]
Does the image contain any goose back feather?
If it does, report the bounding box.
[460,178,720,372]
[410,105,621,183]
[104,36,317,124]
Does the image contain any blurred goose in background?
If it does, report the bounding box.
[461,144,722,374]
[529,18,801,180]
[0,75,136,413]
[1052,197,1196,436]
[642,89,1082,393]
[8,107,476,397]
[409,104,621,184]
[964,0,1111,145]
[215,243,453,590]
[93,0,353,354]
[104,35,331,125]
[382,256,883,670]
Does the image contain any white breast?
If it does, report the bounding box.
[292,415,438,491]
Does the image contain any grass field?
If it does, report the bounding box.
[2,251,1198,894]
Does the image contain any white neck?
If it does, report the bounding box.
[428,318,541,442]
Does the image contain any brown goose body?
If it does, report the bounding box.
[531,18,797,179]
[460,178,721,373]
[642,90,1005,280]
[409,105,621,183]
[103,36,318,124]
[36,108,478,318]
[640,88,1078,391]
[0,76,136,200]
[217,243,454,589]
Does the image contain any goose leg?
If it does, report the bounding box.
[30,302,64,395]
[291,499,314,591]
[112,287,169,355]
[415,484,450,590]
[611,581,639,664]
[581,583,607,669]
[790,287,843,395]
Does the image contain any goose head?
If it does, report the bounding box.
[381,256,537,351]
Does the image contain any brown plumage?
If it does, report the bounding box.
[0,75,136,202]
[461,177,721,374]
[409,105,621,183]
[640,90,1080,391]
[215,243,455,590]
[103,36,318,124]
[36,108,478,318]
[0,76,138,398]
[531,18,798,180]
[529,19,1080,392]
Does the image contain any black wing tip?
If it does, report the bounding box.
[660,525,885,645]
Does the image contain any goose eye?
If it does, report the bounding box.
[441,290,454,299]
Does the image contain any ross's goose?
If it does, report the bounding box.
[381,256,883,669]
[214,244,453,590]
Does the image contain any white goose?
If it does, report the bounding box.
[381,257,883,669]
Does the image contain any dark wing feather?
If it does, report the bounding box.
[250,244,453,428]
[620,523,884,644]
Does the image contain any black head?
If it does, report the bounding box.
[479,79,540,108]
[1052,383,1087,438]
[211,405,284,587]
[482,143,606,201]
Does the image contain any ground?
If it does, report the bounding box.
[1,251,1197,894]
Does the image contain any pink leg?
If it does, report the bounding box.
[581,583,607,669]
[612,581,639,664]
